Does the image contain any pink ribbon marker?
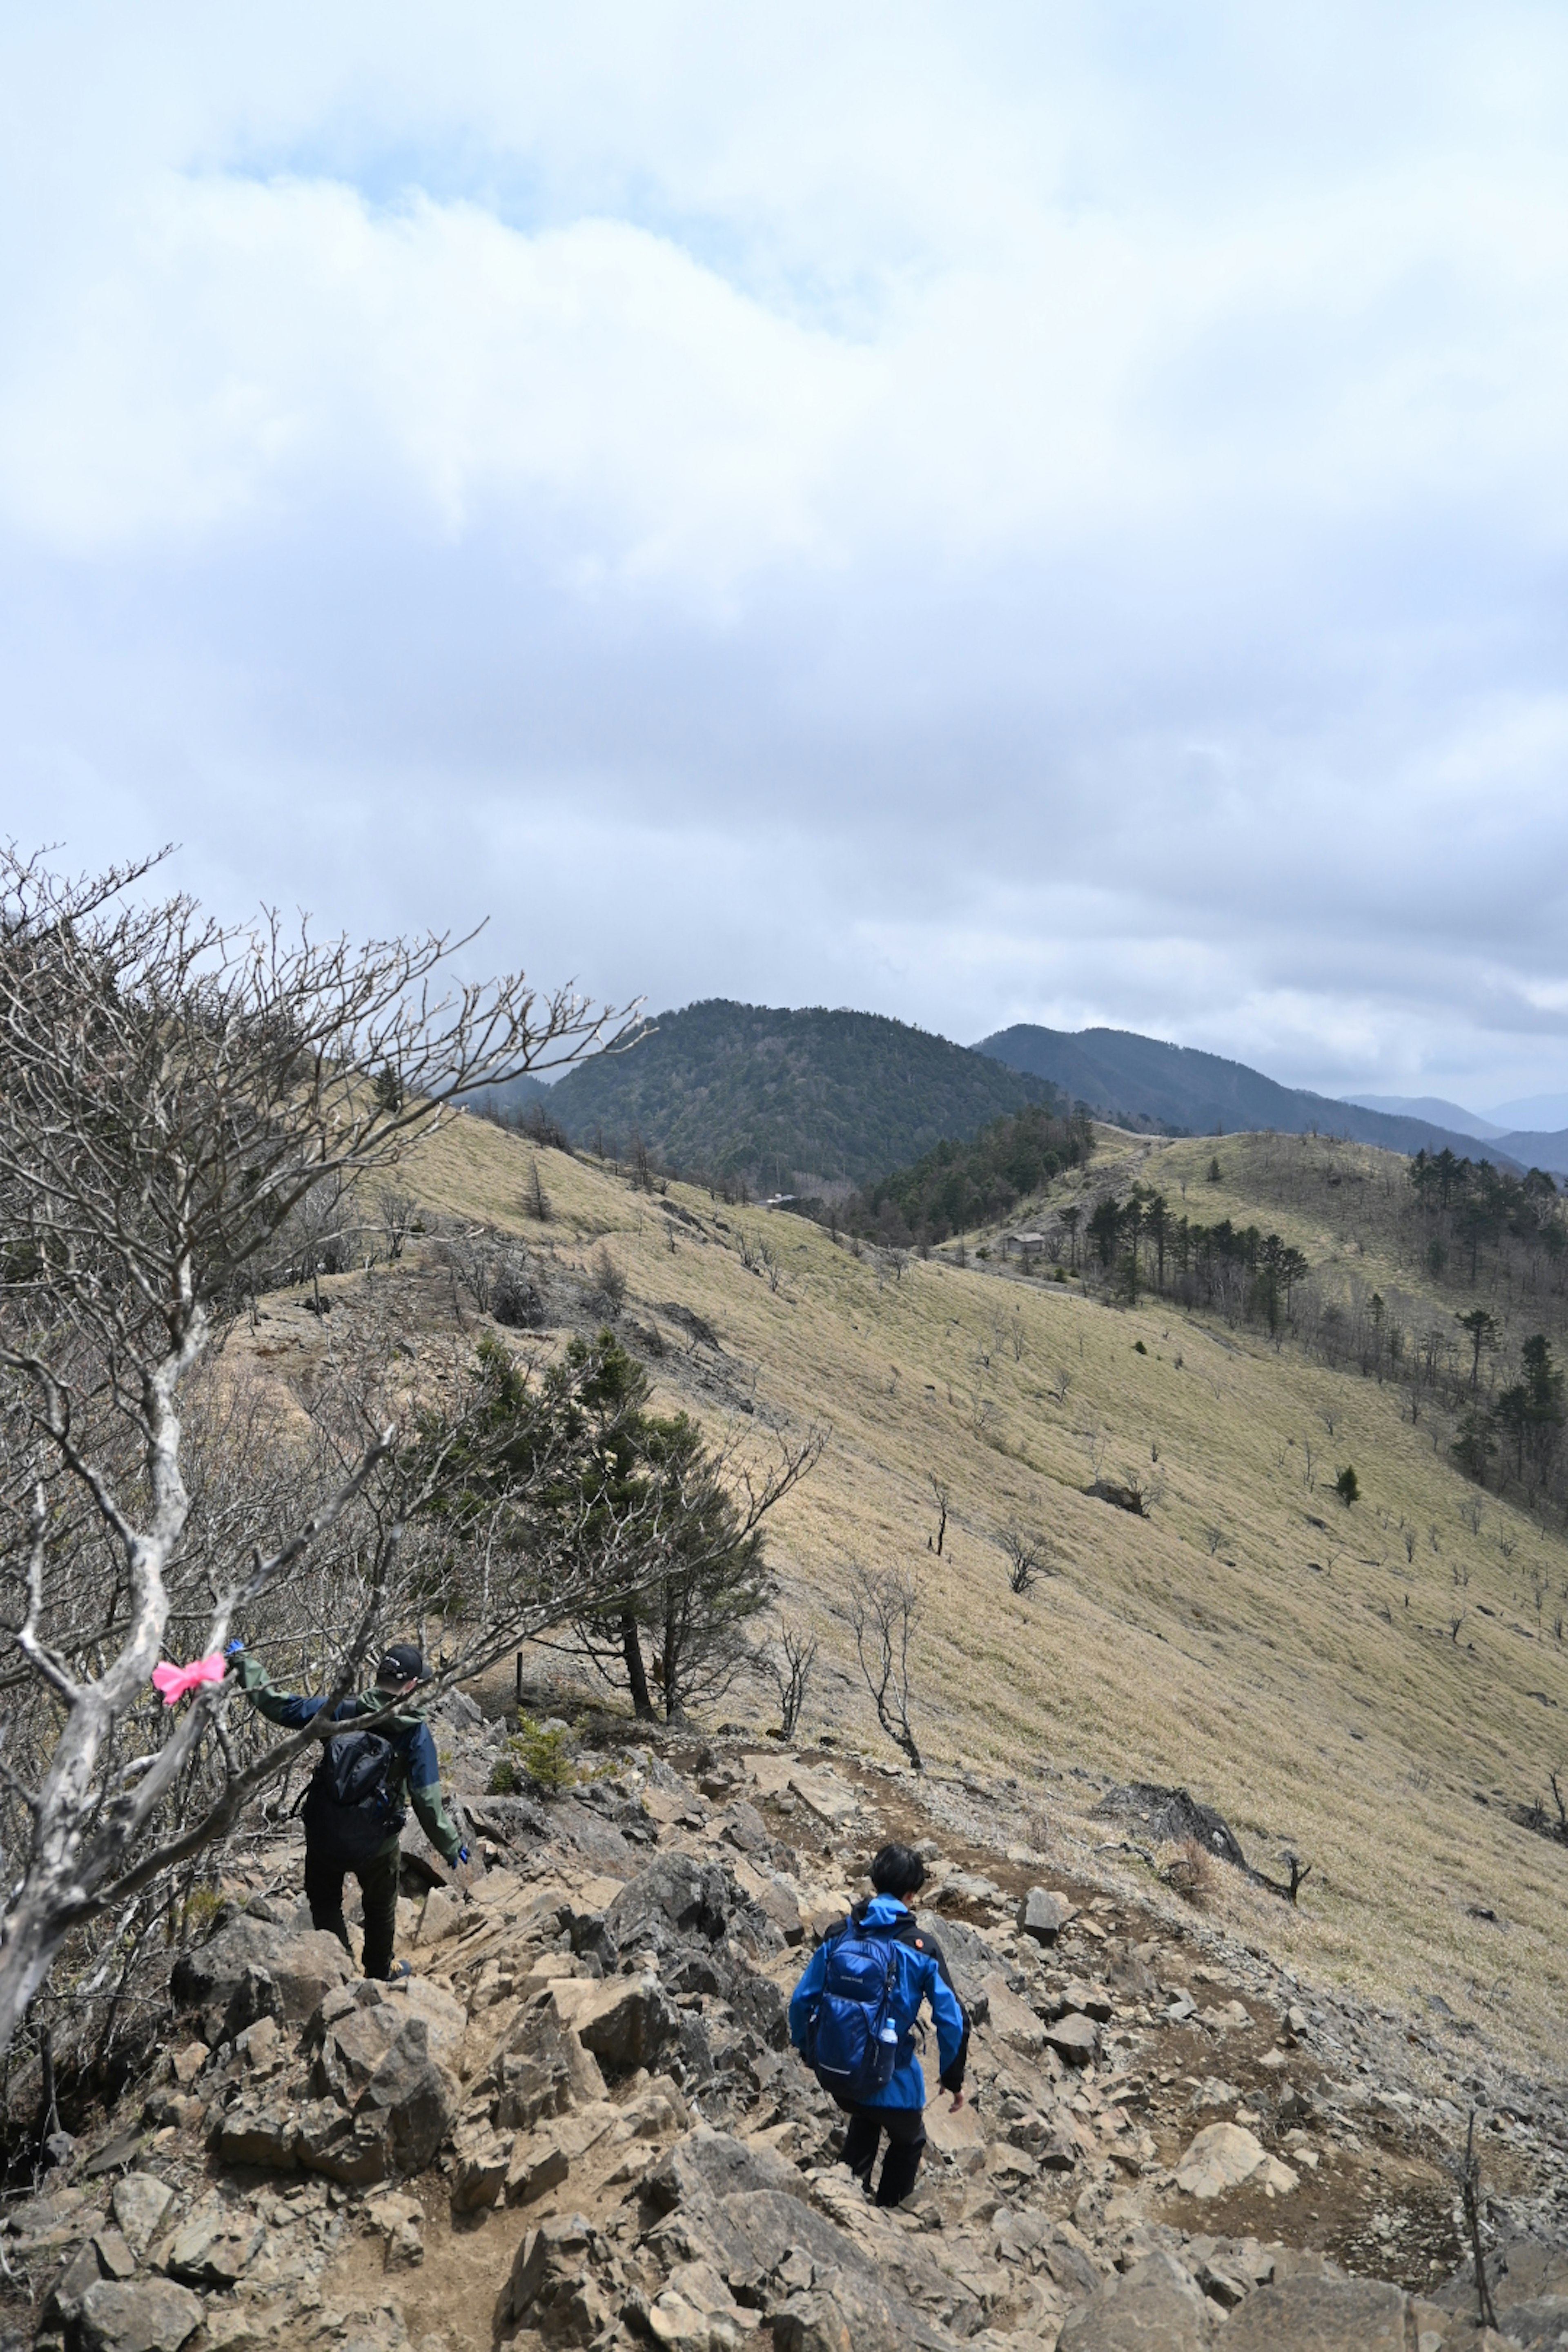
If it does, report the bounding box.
[150,1653,227,1706]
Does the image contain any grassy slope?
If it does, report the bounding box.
[406,1111,1568,2081]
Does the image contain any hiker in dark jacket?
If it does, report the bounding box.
[788,1841,968,2208]
[229,1641,466,1980]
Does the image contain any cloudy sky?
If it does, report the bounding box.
[4,4,1568,1109]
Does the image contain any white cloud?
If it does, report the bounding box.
[5,3,1568,1107]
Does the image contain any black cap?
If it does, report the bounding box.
[376,1642,430,1686]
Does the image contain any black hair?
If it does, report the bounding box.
[869,1842,927,1899]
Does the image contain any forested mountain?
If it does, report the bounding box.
[492,1000,1065,1188]
[977,1022,1514,1165]
[832,1101,1095,1245]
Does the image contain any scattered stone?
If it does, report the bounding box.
[164,2203,266,2287]
[1060,2250,1215,2349]
[1045,2013,1100,2067]
[112,2174,176,2258]
[569,1971,679,2069]
[505,2130,571,2206]
[76,2277,205,2352]
[170,2042,209,2087]
[354,2016,461,2174]
[450,2122,511,2211]
[1019,1888,1073,1945]
[1174,2125,1298,2201]
[91,2225,138,2281]
[1224,2273,1410,2348]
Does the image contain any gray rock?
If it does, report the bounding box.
[216,2100,300,2171]
[222,1963,282,2043]
[570,1973,679,2071]
[354,2017,459,2174]
[1223,2274,1410,2350]
[508,2211,613,2340]
[76,2278,205,2352]
[163,2204,265,2286]
[171,1915,351,2038]
[505,2132,571,2206]
[605,1857,734,1950]
[1059,2251,1215,2350]
[644,2127,810,2213]
[43,2238,107,2330]
[1020,1887,1073,1944]
[111,2176,176,2260]
[1045,2013,1100,2067]
[450,2122,511,2212]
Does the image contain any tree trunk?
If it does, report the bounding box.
[620,1612,656,1719]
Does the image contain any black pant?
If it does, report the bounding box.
[837,2099,927,2207]
[304,1843,401,1980]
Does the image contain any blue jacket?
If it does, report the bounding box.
[789,1894,968,2110]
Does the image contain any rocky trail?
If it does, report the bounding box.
[6,1693,1568,2352]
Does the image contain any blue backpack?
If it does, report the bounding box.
[802,1925,903,2101]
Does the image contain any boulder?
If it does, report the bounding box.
[490,1990,608,2126]
[1059,2251,1214,2350]
[1056,1981,1115,2025]
[265,1930,358,2023]
[978,1970,1048,2053]
[354,2016,460,2174]
[508,2211,613,2340]
[1174,2124,1298,2201]
[645,2127,810,2215]
[645,2257,752,2348]
[450,2121,511,2211]
[1019,1888,1073,1945]
[111,2174,176,2259]
[383,1972,467,2069]
[570,1973,679,2071]
[216,2101,301,2171]
[605,1858,735,1951]
[733,1857,804,1944]
[1224,2274,1410,2350]
[169,1915,285,2037]
[164,2204,265,2287]
[787,1770,858,1827]
[415,1886,464,1945]
[505,2130,571,2206]
[1045,2013,1100,2067]
[76,2278,205,2352]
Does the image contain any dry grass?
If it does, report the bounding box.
[379,1109,1568,2081]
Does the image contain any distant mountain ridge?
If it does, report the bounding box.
[487,1000,1064,1188]
[975,1023,1528,1170]
[1343,1094,1508,1141]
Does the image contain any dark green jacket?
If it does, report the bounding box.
[235,1655,462,1862]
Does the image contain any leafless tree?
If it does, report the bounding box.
[760,1616,818,1741]
[927,1476,949,1557]
[1000,1524,1051,1595]
[0,844,641,2051]
[377,1185,419,1263]
[842,1560,922,1771]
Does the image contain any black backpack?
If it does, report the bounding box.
[301,1728,407,1863]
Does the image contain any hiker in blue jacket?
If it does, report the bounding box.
[229,1640,466,1981]
[789,1842,969,2207]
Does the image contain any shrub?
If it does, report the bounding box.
[1335,1465,1359,1506]
[488,1713,576,1795]
[1163,1836,1216,1907]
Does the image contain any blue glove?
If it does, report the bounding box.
[457,1844,470,1866]
[225,1639,244,1655]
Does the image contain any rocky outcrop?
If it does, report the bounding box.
[9,1722,1568,2352]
